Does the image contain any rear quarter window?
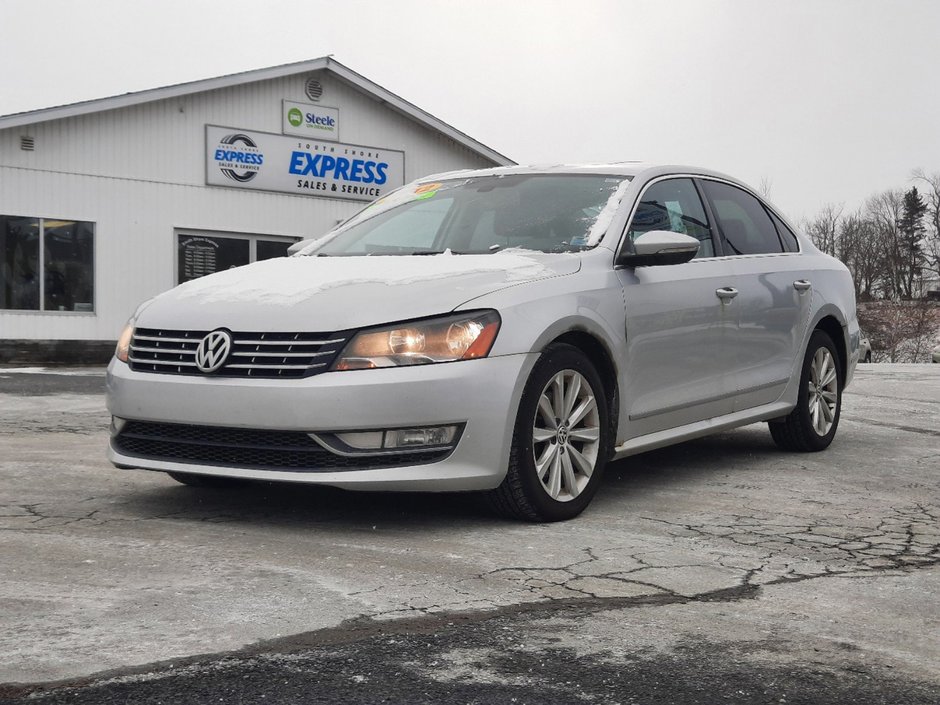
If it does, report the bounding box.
[767,209,800,252]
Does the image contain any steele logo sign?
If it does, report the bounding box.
[287,107,304,127]
[282,100,339,141]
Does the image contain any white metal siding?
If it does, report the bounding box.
[0,71,497,341]
[0,72,493,185]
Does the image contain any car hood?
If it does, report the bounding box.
[136,251,581,332]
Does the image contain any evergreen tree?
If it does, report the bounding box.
[899,186,927,298]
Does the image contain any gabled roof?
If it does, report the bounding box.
[0,56,514,166]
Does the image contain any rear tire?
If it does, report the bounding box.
[769,330,842,452]
[167,472,246,488]
[487,344,610,522]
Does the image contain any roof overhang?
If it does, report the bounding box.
[0,56,514,167]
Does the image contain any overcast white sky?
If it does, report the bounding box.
[2,0,938,221]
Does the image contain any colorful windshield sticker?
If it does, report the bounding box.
[414,182,443,200]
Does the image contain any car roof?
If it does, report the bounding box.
[418,162,749,187]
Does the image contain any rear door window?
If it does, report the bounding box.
[700,180,783,255]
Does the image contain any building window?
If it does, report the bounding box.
[256,239,293,262]
[0,215,95,312]
[176,231,298,284]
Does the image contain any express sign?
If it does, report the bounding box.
[205,125,405,202]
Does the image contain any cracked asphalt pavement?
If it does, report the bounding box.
[0,364,938,703]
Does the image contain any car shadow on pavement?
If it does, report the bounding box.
[111,425,783,530]
[607,424,782,484]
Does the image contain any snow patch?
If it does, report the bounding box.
[586,179,633,246]
[0,367,105,376]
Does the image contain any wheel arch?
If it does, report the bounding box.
[813,314,847,386]
[546,329,620,456]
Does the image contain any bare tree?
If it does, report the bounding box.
[803,203,844,257]
[804,172,940,363]
[838,211,883,300]
[865,190,906,299]
[912,168,940,283]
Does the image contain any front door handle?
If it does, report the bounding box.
[716,287,738,301]
[793,279,812,292]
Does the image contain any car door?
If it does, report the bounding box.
[697,179,813,411]
[616,177,740,438]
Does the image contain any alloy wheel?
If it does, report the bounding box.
[808,347,838,436]
[532,370,600,502]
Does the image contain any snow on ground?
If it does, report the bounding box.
[0,367,105,376]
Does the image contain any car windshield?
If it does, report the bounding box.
[306,174,631,256]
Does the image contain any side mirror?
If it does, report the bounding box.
[617,230,700,267]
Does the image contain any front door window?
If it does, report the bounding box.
[626,178,715,258]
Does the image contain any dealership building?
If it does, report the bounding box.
[0,57,512,362]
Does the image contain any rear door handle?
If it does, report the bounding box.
[793,279,812,292]
[716,287,738,301]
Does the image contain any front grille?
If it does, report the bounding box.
[113,421,451,472]
[128,328,348,378]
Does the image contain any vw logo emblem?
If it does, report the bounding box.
[194,329,233,374]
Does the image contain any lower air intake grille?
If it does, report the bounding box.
[128,328,348,378]
[113,421,451,472]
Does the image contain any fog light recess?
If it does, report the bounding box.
[111,416,127,435]
[309,424,462,456]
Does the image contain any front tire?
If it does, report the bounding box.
[487,344,610,522]
[769,330,842,452]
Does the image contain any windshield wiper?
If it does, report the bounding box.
[311,249,445,257]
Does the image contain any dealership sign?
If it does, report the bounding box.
[282,100,339,140]
[206,125,404,202]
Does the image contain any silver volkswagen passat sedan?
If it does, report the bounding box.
[107,164,860,521]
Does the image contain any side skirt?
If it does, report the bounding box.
[612,400,793,460]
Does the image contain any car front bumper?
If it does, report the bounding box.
[106,352,537,491]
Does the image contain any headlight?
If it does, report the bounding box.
[115,320,134,363]
[332,311,500,371]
